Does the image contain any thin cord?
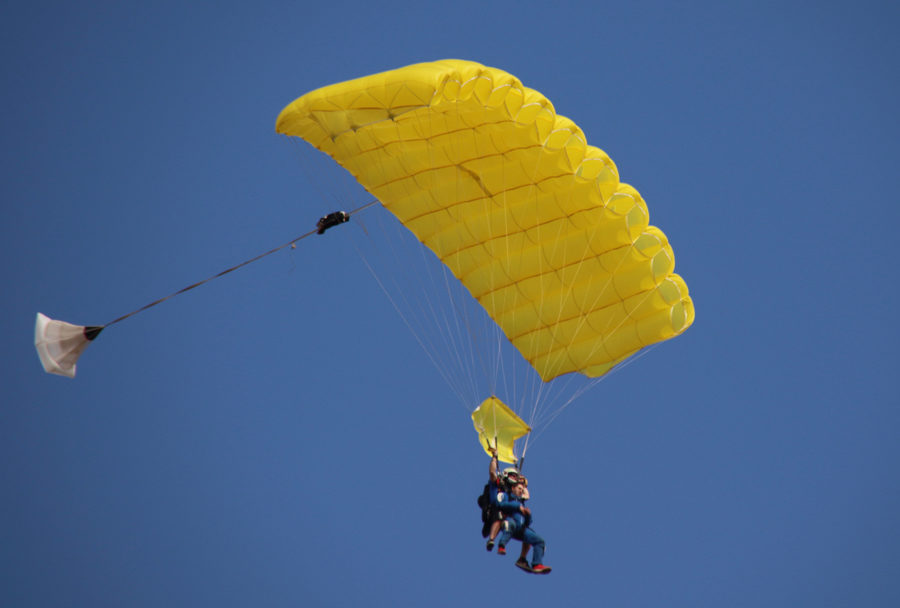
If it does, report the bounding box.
[103,200,379,328]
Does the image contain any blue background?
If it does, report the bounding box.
[3,1,898,606]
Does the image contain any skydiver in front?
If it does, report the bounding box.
[495,474,551,574]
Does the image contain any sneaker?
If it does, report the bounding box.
[514,558,530,572]
[486,539,495,552]
[497,545,507,555]
[531,564,552,574]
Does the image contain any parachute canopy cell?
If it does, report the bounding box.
[34,313,102,378]
[471,396,531,464]
[277,60,694,381]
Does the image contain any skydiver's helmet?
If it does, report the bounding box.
[501,468,527,489]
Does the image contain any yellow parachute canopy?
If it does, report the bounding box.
[471,396,531,464]
[277,60,694,381]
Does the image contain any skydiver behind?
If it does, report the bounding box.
[495,473,551,574]
[483,447,504,551]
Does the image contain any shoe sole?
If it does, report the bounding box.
[515,561,552,574]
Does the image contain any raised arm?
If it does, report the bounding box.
[489,447,499,484]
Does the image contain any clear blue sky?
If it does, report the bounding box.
[4,1,899,606]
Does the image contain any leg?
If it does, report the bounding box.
[514,539,532,571]
[486,517,502,550]
[489,519,501,541]
[522,528,546,567]
[498,519,516,549]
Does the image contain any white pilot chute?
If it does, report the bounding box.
[34,313,103,378]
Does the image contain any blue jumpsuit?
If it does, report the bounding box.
[496,492,546,567]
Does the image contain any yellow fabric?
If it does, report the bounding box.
[470,396,531,464]
[277,60,694,381]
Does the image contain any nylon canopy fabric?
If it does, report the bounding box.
[34,313,93,378]
[471,396,532,464]
[277,60,694,381]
